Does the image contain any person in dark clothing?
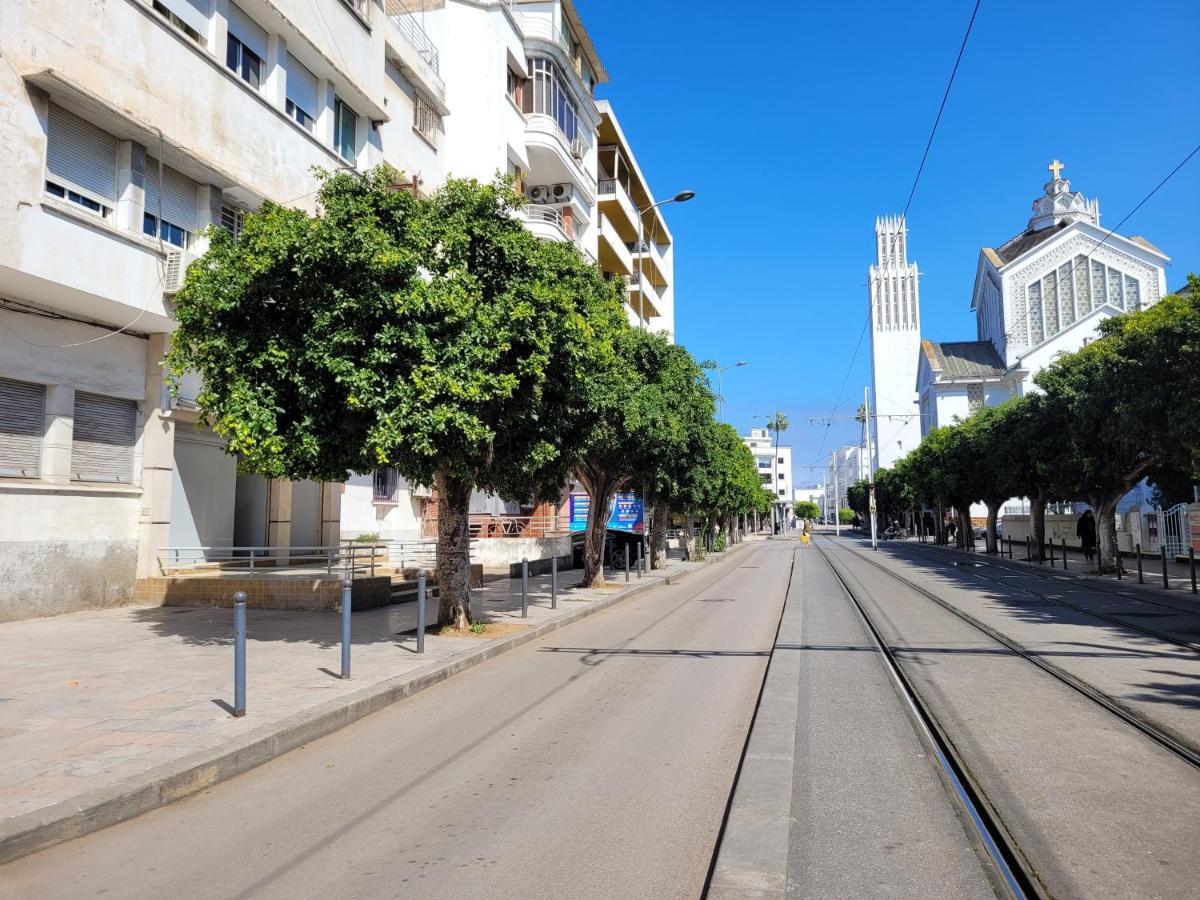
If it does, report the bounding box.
[1077,510,1097,562]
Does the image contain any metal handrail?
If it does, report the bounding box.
[423,514,571,539]
[159,543,388,577]
[385,0,440,74]
[598,177,616,195]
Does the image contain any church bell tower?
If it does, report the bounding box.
[867,215,923,472]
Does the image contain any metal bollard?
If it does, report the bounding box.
[624,544,630,583]
[551,555,558,610]
[416,569,426,654]
[1161,545,1170,590]
[1117,551,1123,579]
[341,577,352,679]
[1136,544,1144,584]
[636,541,642,579]
[233,591,247,717]
[1062,538,1068,571]
[521,558,529,618]
[1190,547,1197,594]
[1025,535,1031,561]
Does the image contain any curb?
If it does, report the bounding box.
[0,541,753,865]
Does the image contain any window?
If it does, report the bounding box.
[334,97,357,162]
[967,383,985,415]
[507,66,526,108]
[527,57,579,142]
[373,468,399,502]
[778,457,785,463]
[413,94,440,147]
[777,473,785,480]
[226,3,267,88]
[45,104,118,219]
[71,392,136,483]
[143,213,188,248]
[226,35,262,87]
[0,378,45,478]
[144,157,198,248]
[760,474,771,485]
[220,204,244,239]
[152,0,208,46]
[285,54,318,131]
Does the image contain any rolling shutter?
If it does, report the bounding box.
[158,0,211,35]
[228,2,268,60]
[145,158,199,232]
[0,378,45,478]
[46,104,119,204]
[71,392,136,483]
[286,53,319,118]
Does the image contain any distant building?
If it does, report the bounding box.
[742,428,792,522]
[825,446,867,512]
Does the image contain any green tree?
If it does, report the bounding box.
[169,171,625,628]
[1037,276,1200,569]
[838,508,855,525]
[794,500,820,521]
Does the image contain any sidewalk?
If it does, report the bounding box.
[0,541,753,863]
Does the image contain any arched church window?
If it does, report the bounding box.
[1058,263,1075,329]
[1028,281,1044,344]
[1124,275,1140,310]
[1043,270,1060,337]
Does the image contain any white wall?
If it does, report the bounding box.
[340,474,425,541]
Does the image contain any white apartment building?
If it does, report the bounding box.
[825,445,867,513]
[742,427,792,507]
[0,0,680,616]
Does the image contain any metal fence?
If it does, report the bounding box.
[422,513,571,540]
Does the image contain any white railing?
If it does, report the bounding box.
[387,539,439,570]
[385,0,440,74]
[525,203,570,238]
[524,115,598,195]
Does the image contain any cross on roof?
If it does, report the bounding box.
[1048,159,1065,180]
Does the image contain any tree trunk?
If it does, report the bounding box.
[576,464,625,587]
[1031,492,1047,561]
[650,500,669,569]
[984,501,1001,554]
[682,514,696,560]
[434,467,473,630]
[957,505,972,551]
[1089,491,1123,574]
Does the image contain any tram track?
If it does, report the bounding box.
[817,537,1200,772]
[890,538,1200,651]
[812,539,1041,900]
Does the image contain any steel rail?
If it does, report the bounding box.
[820,538,1200,770]
[887,539,1200,654]
[812,539,1039,900]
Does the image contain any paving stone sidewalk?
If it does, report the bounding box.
[0,544,748,861]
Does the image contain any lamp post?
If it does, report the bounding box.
[634,190,695,330]
[634,190,694,563]
[715,361,747,422]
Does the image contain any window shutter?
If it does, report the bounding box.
[286,53,319,118]
[145,158,199,232]
[228,2,268,60]
[158,0,211,35]
[46,104,119,204]
[0,378,45,478]
[71,392,136,483]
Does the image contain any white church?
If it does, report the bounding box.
[868,160,1171,470]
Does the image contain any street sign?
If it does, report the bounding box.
[569,493,590,532]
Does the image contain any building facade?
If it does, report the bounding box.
[916,161,1170,433]
[0,0,678,620]
[825,445,866,514]
[742,428,792,525]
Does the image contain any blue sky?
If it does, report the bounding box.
[580,0,1200,486]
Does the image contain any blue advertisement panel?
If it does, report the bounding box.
[606,492,644,534]
[569,493,590,532]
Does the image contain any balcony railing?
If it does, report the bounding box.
[423,514,571,539]
[385,0,440,74]
[525,203,570,237]
[598,177,615,195]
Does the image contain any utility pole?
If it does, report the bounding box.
[864,386,878,551]
[832,454,841,538]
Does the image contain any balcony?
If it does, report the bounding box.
[597,177,638,241]
[596,211,631,276]
[525,114,596,200]
[627,239,668,287]
[524,204,573,243]
[625,269,662,321]
[383,0,447,107]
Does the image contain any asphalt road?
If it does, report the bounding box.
[0,541,792,900]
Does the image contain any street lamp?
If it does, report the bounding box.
[715,361,747,422]
[634,190,695,330]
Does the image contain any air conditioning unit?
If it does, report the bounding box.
[551,183,574,202]
[570,137,586,160]
[163,250,185,295]
[527,184,552,203]
[411,484,432,499]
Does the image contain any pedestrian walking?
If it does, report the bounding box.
[1077,509,1097,563]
